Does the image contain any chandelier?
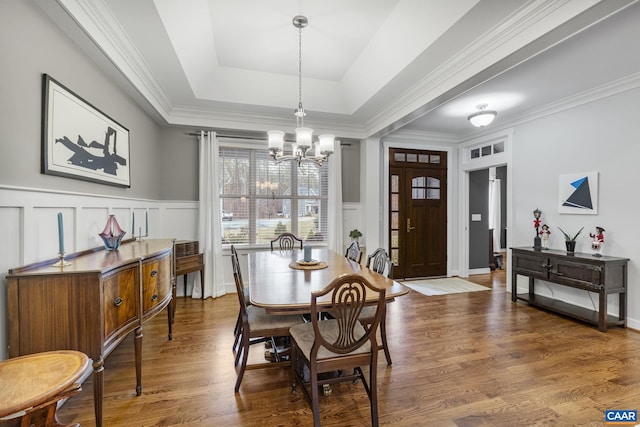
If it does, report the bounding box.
[267,15,335,166]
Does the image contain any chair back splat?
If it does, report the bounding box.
[366,247,393,279]
[270,232,303,251]
[344,241,363,264]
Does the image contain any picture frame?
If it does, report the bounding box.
[42,74,130,187]
[558,171,598,214]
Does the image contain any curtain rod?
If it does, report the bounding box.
[186,132,351,145]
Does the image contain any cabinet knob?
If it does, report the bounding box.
[150,270,158,277]
[114,297,123,307]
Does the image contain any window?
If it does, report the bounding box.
[219,146,328,245]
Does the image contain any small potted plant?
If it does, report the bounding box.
[558,226,583,253]
[349,229,363,243]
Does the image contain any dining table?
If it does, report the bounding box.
[247,248,408,315]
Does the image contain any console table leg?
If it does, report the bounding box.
[200,268,205,300]
[598,291,607,332]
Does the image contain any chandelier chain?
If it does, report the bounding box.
[297,22,304,127]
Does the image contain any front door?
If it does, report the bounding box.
[389,148,447,279]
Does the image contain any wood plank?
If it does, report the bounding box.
[57,270,640,426]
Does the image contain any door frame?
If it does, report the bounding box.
[382,140,454,277]
[457,129,513,285]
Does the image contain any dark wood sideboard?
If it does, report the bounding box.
[175,240,205,299]
[511,246,628,332]
[6,238,176,427]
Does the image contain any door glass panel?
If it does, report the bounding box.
[391,230,399,248]
[427,177,440,188]
[418,154,429,163]
[391,249,399,266]
[412,188,425,199]
[394,153,405,162]
[391,194,399,211]
[391,175,399,192]
[391,212,399,229]
[427,189,440,200]
[412,177,425,187]
[406,153,417,162]
[471,149,480,159]
[430,155,441,164]
[482,145,492,156]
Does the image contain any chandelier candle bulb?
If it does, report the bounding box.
[318,134,335,154]
[132,212,135,235]
[267,130,284,152]
[295,127,313,151]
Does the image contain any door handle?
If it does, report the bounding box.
[407,218,416,233]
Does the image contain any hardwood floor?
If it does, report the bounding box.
[58,270,640,426]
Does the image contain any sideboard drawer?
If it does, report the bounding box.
[103,266,139,343]
[142,252,172,315]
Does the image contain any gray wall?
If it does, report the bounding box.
[159,127,200,200]
[0,1,164,199]
[341,140,361,203]
[469,169,489,269]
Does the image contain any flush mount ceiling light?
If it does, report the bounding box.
[468,103,497,127]
[267,15,335,166]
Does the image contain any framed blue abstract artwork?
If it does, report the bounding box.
[558,171,598,214]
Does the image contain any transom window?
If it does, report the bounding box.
[219,146,328,245]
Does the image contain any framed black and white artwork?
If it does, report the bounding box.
[42,74,130,187]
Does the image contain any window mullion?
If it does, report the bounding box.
[249,150,257,244]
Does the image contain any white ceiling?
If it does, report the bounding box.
[36,0,640,141]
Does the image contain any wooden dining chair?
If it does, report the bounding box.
[231,247,302,392]
[231,245,245,352]
[344,240,363,264]
[270,232,303,251]
[361,247,394,365]
[289,273,386,427]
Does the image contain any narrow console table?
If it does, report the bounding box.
[175,240,204,299]
[6,239,176,427]
[511,247,628,332]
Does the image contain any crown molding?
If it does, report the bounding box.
[382,130,460,145]
[166,106,367,140]
[364,0,604,137]
[46,0,174,120]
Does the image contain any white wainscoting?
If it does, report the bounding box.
[0,187,361,360]
[342,202,363,252]
[0,185,199,361]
